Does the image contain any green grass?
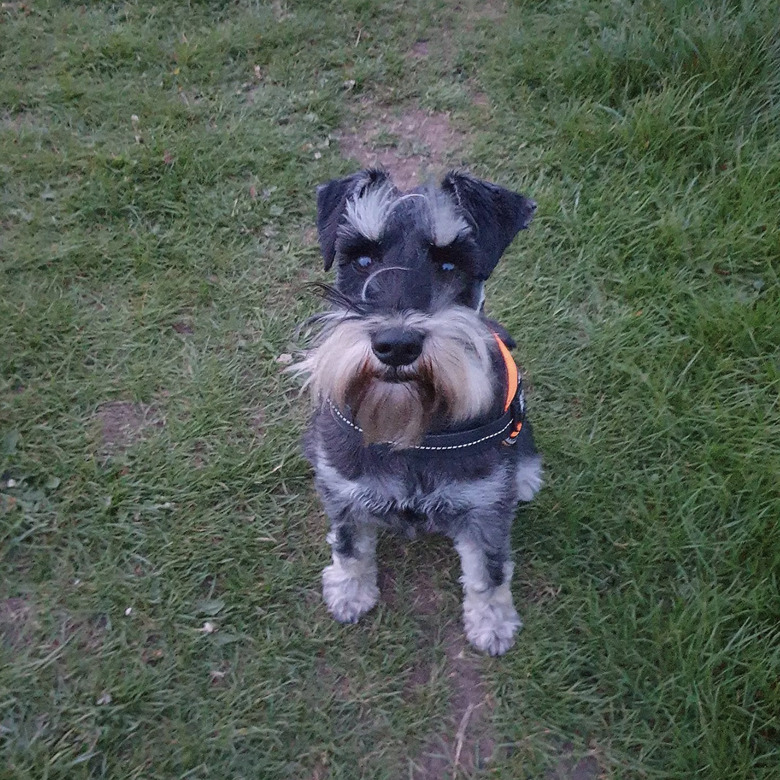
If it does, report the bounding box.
[1,0,779,778]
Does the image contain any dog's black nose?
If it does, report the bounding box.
[371,328,424,367]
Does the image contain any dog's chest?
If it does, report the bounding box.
[315,444,509,524]
[359,472,504,518]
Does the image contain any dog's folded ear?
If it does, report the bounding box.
[442,172,536,280]
[316,169,391,271]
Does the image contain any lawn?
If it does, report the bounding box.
[1,1,778,778]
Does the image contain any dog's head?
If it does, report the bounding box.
[316,169,536,311]
[298,169,535,447]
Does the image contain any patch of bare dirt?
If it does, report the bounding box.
[388,547,496,779]
[1,110,39,131]
[404,560,560,777]
[271,0,295,22]
[337,0,510,188]
[302,226,318,247]
[377,564,400,608]
[0,3,32,16]
[191,440,208,469]
[338,103,466,190]
[96,401,164,454]
[171,320,194,335]
[248,407,266,441]
[1,600,110,664]
[409,566,446,619]
[409,39,430,59]
[334,0,513,188]
[306,757,329,780]
[546,743,604,780]
[0,597,37,648]
[463,0,507,24]
[411,620,496,779]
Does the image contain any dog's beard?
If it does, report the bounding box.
[292,307,496,448]
[343,359,439,448]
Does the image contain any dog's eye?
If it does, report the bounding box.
[430,244,463,274]
[356,255,373,268]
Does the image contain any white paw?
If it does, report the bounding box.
[463,596,523,656]
[322,564,379,623]
[515,454,543,502]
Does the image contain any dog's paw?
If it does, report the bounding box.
[463,598,523,656]
[322,564,379,623]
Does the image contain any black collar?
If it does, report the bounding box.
[328,382,525,452]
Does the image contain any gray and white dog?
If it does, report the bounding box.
[294,169,542,655]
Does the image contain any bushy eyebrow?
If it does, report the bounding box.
[340,183,399,241]
[425,190,472,247]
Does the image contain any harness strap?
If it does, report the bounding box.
[492,333,518,413]
[492,332,524,443]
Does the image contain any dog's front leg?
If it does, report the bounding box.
[322,520,379,624]
[454,533,522,656]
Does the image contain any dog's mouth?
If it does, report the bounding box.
[376,366,419,383]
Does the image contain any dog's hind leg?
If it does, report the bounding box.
[454,531,522,656]
[322,520,379,624]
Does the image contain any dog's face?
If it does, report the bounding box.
[300,170,535,447]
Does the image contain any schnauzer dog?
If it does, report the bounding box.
[294,169,542,655]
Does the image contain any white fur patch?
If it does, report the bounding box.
[427,189,471,246]
[343,182,398,240]
[462,581,522,656]
[476,282,486,312]
[516,455,543,502]
[322,525,379,623]
[289,314,374,409]
[455,541,522,656]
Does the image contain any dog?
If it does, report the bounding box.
[293,169,542,655]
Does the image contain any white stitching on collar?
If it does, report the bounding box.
[327,401,513,451]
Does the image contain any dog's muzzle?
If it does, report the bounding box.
[371,327,424,367]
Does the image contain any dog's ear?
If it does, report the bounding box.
[316,169,391,271]
[442,172,536,280]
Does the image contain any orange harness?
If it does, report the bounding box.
[492,333,524,443]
